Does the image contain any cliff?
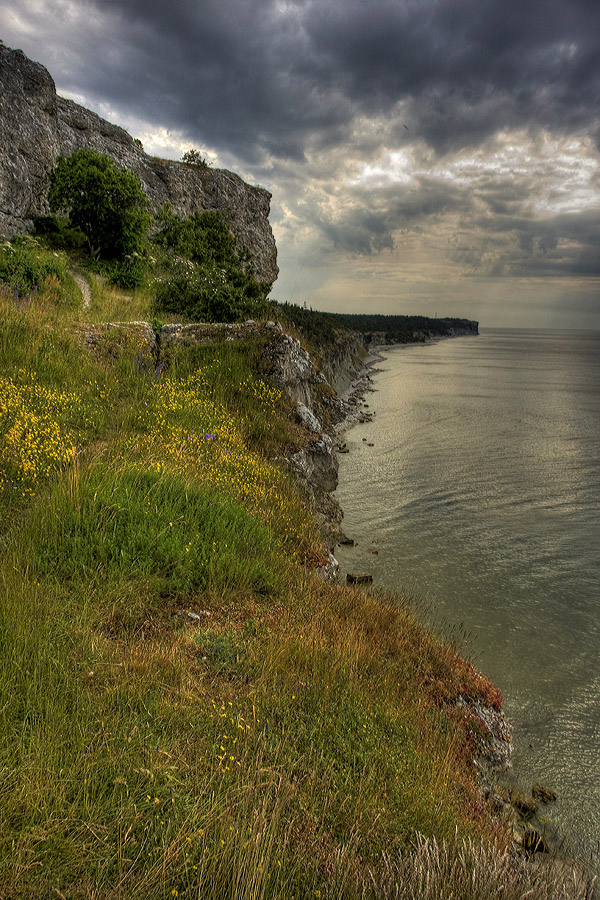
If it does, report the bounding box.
[0,44,278,284]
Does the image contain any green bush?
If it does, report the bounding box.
[32,214,88,250]
[48,149,151,260]
[153,260,270,323]
[153,207,237,266]
[108,253,148,289]
[152,207,272,322]
[0,237,68,291]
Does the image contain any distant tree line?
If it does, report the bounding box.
[277,302,476,349]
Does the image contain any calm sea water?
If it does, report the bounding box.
[334,328,600,860]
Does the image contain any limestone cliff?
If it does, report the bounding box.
[0,45,278,284]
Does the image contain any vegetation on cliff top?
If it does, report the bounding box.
[0,228,592,899]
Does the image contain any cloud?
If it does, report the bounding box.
[2,0,599,324]
[4,0,600,162]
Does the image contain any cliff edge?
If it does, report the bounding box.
[0,44,278,284]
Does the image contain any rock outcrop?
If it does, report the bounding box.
[318,331,367,397]
[0,44,277,284]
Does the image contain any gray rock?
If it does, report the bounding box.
[532,783,557,804]
[0,44,277,284]
[284,436,338,495]
[510,787,538,819]
[347,572,373,585]
[265,333,325,407]
[296,403,323,434]
[457,695,513,774]
[315,551,339,581]
[77,320,158,361]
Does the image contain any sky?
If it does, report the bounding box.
[3,0,600,327]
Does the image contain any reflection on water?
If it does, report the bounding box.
[334,329,600,862]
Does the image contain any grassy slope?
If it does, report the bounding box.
[0,275,591,900]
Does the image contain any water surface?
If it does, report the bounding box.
[335,328,600,861]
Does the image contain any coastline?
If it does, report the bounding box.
[327,333,599,882]
[334,345,387,437]
[2,286,595,896]
[326,335,583,865]
[328,338,513,772]
[333,335,460,438]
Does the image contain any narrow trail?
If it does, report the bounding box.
[71,271,92,310]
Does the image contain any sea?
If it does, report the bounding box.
[334,327,600,863]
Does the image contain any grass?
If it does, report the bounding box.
[84,269,154,323]
[0,254,595,899]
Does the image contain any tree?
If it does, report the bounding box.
[181,148,210,167]
[48,149,151,259]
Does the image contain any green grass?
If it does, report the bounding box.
[0,256,593,899]
[27,463,282,630]
[84,269,154,322]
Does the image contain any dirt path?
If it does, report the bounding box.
[71,272,92,310]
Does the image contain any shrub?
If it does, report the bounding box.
[154,260,270,323]
[48,149,151,260]
[108,253,148,289]
[152,207,272,322]
[0,237,68,291]
[153,207,237,266]
[32,214,88,250]
[181,148,210,167]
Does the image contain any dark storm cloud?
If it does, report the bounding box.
[2,0,599,316]
[4,0,599,162]
[305,0,600,151]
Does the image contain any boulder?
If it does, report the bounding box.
[347,572,373,585]
[532,783,557,804]
[510,787,538,819]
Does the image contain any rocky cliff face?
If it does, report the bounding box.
[0,45,278,284]
[160,319,347,544]
[318,332,368,397]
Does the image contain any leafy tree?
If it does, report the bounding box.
[181,148,210,167]
[48,149,151,260]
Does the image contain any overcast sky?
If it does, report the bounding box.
[3,0,600,326]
